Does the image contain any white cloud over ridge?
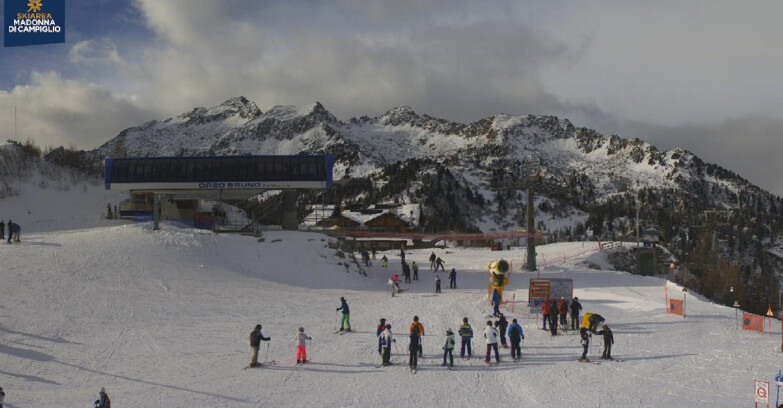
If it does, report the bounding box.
[0,0,782,194]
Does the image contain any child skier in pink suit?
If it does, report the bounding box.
[296,327,312,364]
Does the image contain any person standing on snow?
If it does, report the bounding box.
[412,261,419,280]
[597,324,614,360]
[570,297,582,331]
[336,297,351,332]
[448,268,457,288]
[408,324,421,371]
[548,298,559,336]
[429,252,437,269]
[400,247,406,262]
[495,314,509,348]
[381,255,389,268]
[435,275,441,293]
[295,327,312,364]
[6,220,13,244]
[540,296,551,330]
[442,328,455,367]
[402,261,411,283]
[558,297,569,331]
[249,324,271,367]
[376,318,387,355]
[507,318,524,361]
[94,387,110,408]
[491,289,501,317]
[410,316,425,358]
[0,386,5,408]
[435,257,446,272]
[379,324,394,366]
[483,320,500,365]
[11,222,19,243]
[579,327,591,362]
[459,317,473,359]
[254,324,272,367]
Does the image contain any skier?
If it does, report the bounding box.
[548,298,559,336]
[11,222,19,243]
[402,261,411,283]
[429,252,437,269]
[507,318,524,361]
[295,327,312,365]
[597,324,614,360]
[541,296,550,330]
[483,320,500,365]
[412,261,419,280]
[570,296,582,330]
[389,273,402,295]
[379,324,394,366]
[336,297,351,332]
[0,219,4,239]
[579,327,591,362]
[249,324,271,368]
[400,247,406,262]
[410,316,425,358]
[6,220,12,244]
[0,386,4,408]
[94,387,110,408]
[495,313,509,348]
[558,297,569,331]
[409,323,421,372]
[435,275,441,293]
[491,289,501,317]
[372,245,377,260]
[448,268,457,288]
[588,313,605,333]
[435,256,446,271]
[381,255,389,268]
[458,317,473,359]
[376,318,387,355]
[442,328,455,367]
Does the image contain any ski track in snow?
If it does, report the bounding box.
[0,223,781,406]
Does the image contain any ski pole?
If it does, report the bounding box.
[264,341,270,362]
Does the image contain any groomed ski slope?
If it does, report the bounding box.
[0,224,780,407]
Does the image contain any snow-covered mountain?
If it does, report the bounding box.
[91,97,766,206]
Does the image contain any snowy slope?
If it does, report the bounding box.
[1,219,781,407]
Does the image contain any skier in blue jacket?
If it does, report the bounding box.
[507,318,525,360]
[336,297,351,332]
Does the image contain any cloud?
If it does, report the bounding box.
[611,117,783,197]
[68,39,123,65]
[0,72,155,149]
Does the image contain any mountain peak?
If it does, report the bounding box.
[182,96,262,123]
[380,106,419,126]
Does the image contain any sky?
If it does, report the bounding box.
[1,0,782,195]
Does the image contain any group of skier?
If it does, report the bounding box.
[386,251,455,295]
[540,295,583,335]
[372,313,526,371]
[0,219,20,243]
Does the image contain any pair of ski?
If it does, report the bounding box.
[244,360,276,369]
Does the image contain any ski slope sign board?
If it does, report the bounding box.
[755,380,768,406]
